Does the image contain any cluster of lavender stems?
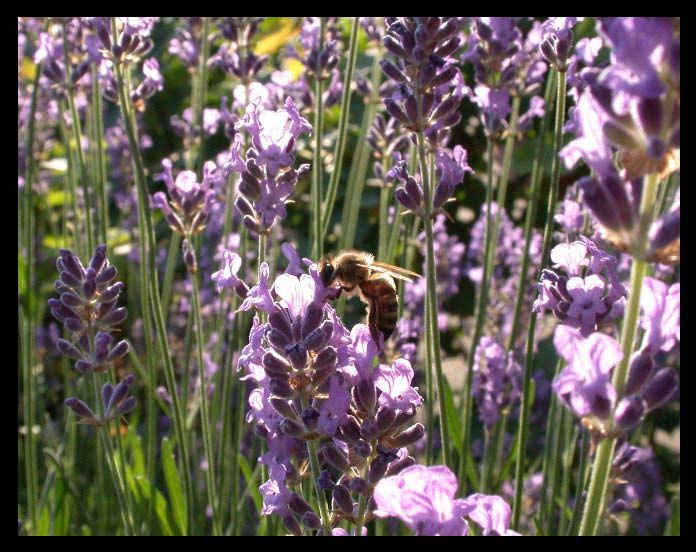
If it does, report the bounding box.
[19,17,679,537]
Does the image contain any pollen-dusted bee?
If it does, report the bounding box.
[319,250,420,344]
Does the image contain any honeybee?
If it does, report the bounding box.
[319,250,420,344]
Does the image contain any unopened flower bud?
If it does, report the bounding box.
[614,395,646,431]
[641,368,679,410]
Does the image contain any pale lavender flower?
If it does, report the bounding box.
[463,493,520,536]
[640,277,679,355]
[552,325,622,419]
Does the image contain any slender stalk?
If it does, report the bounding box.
[90,377,135,535]
[188,17,211,173]
[511,71,557,529]
[458,136,495,490]
[416,100,451,468]
[91,65,109,246]
[424,287,434,464]
[62,25,94,255]
[311,17,326,259]
[567,429,590,536]
[110,17,194,533]
[20,53,41,536]
[558,421,578,535]
[321,17,359,239]
[306,438,332,534]
[578,171,660,536]
[189,259,222,535]
[338,48,382,252]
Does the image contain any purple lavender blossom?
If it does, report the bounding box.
[472,336,523,428]
[373,464,518,536]
[552,325,622,419]
[639,277,679,355]
[224,96,311,235]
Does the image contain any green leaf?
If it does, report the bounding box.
[46,189,69,207]
[135,474,174,536]
[463,449,480,490]
[238,455,263,512]
[441,377,463,457]
[161,437,187,536]
[664,496,680,536]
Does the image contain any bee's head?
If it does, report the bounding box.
[319,255,335,287]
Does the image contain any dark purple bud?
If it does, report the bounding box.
[263,352,292,378]
[375,407,397,433]
[433,182,454,210]
[94,331,111,363]
[96,265,117,285]
[288,493,313,516]
[430,65,457,88]
[608,499,629,514]
[540,39,558,67]
[556,32,572,65]
[590,394,612,420]
[301,512,321,530]
[99,282,124,303]
[65,317,85,334]
[317,470,335,491]
[395,188,419,212]
[419,62,436,88]
[349,477,368,494]
[107,340,129,362]
[302,303,324,339]
[321,441,350,471]
[380,59,406,83]
[89,244,107,273]
[434,36,460,59]
[286,343,308,371]
[235,195,256,218]
[82,268,97,299]
[642,368,679,410]
[268,328,291,351]
[615,395,646,431]
[383,36,408,59]
[384,99,411,127]
[332,484,354,515]
[182,240,197,273]
[385,455,416,477]
[60,270,83,289]
[100,307,127,327]
[239,172,261,200]
[392,410,416,430]
[98,299,116,319]
[368,456,389,484]
[354,440,372,458]
[404,95,419,126]
[269,377,296,399]
[302,328,326,352]
[355,379,376,414]
[579,176,633,233]
[301,407,319,430]
[270,397,297,419]
[625,351,655,395]
[603,120,641,151]
[60,292,82,309]
[254,425,269,439]
[57,338,82,360]
[650,208,680,250]
[280,418,305,438]
[339,416,362,444]
[107,375,135,413]
[281,513,302,537]
[75,359,94,373]
[165,211,186,236]
[391,423,425,448]
[242,215,261,235]
[360,419,379,441]
[65,397,96,422]
[638,97,663,137]
[101,381,114,408]
[405,176,422,205]
[114,396,136,417]
[313,346,337,372]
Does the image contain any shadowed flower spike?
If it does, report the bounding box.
[238,262,275,315]
[211,249,248,298]
[552,325,622,419]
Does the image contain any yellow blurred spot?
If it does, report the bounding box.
[283,57,305,81]
[20,58,37,80]
[254,19,299,56]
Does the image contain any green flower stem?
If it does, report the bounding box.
[20,53,41,535]
[311,17,326,260]
[62,25,94,256]
[458,135,495,490]
[424,286,434,464]
[321,17,360,239]
[338,46,382,252]
[306,438,332,534]
[558,421,579,535]
[189,258,222,535]
[57,100,82,253]
[510,70,557,529]
[567,429,590,536]
[187,17,211,173]
[89,373,135,535]
[160,234,181,313]
[91,65,109,246]
[578,171,660,536]
[416,98,451,469]
[111,17,194,533]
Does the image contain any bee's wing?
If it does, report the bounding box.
[356,261,420,282]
